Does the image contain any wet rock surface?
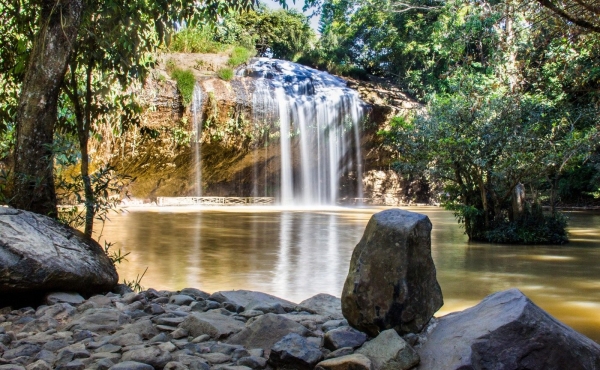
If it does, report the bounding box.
[341,209,443,336]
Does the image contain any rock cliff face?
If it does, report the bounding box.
[110,54,426,204]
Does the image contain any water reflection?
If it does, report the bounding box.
[101,206,600,343]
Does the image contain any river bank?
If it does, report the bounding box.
[0,288,352,370]
[2,285,599,370]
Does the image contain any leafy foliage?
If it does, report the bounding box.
[485,205,568,244]
[169,26,226,53]
[217,7,316,60]
[0,0,272,243]
[382,71,597,243]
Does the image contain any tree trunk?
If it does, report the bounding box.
[80,62,94,238]
[512,183,526,221]
[477,175,490,229]
[12,0,83,217]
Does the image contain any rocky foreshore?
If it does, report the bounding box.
[0,288,370,370]
[2,286,600,370]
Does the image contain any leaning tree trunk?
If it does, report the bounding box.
[12,0,83,217]
[512,183,526,221]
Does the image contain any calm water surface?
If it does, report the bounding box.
[101,206,600,342]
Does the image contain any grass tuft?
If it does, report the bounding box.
[217,68,234,81]
[227,46,255,67]
[170,68,196,106]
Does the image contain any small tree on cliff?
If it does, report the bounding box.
[5,0,264,226]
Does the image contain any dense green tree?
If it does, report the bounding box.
[3,0,261,221]
[368,0,600,243]
[382,73,597,243]
[216,7,316,60]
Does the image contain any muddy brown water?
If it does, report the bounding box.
[100,206,600,343]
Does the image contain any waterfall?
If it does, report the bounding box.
[192,84,203,196]
[247,58,366,205]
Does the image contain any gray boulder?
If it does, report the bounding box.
[325,347,355,360]
[108,361,154,370]
[324,327,367,350]
[236,356,267,369]
[169,294,195,306]
[210,290,296,313]
[179,311,245,339]
[45,292,85,306]
[299,294,344,319]
[416,288,600,370]
[269,333,323,370]
[26,360,52,370]
[0,208,118,296]
[316,354,373,370]
[356,329,419,370]
[121,347,172,369]
[341,209,442,336]
[227,313,310,350]
[179,288,210,300]
[2,343,42,360]
[65,308,130,333]
[114,319,160,339]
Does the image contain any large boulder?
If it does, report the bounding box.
[0,208,118,298]
[341,209,442,336]
[316,354,373,370]
[324,327,368,350]
[416,289,600,369]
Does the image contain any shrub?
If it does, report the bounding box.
[217,68,234,81]
[227,46,255,67]
[484,204,568,245]
[170,68,196,106]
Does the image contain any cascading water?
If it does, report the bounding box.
[247,58,366,205]
[192,84,203,196]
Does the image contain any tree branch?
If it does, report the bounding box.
[536,0,600,32]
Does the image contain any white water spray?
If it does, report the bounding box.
[247,58,365,205]
[192,84,203,196]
